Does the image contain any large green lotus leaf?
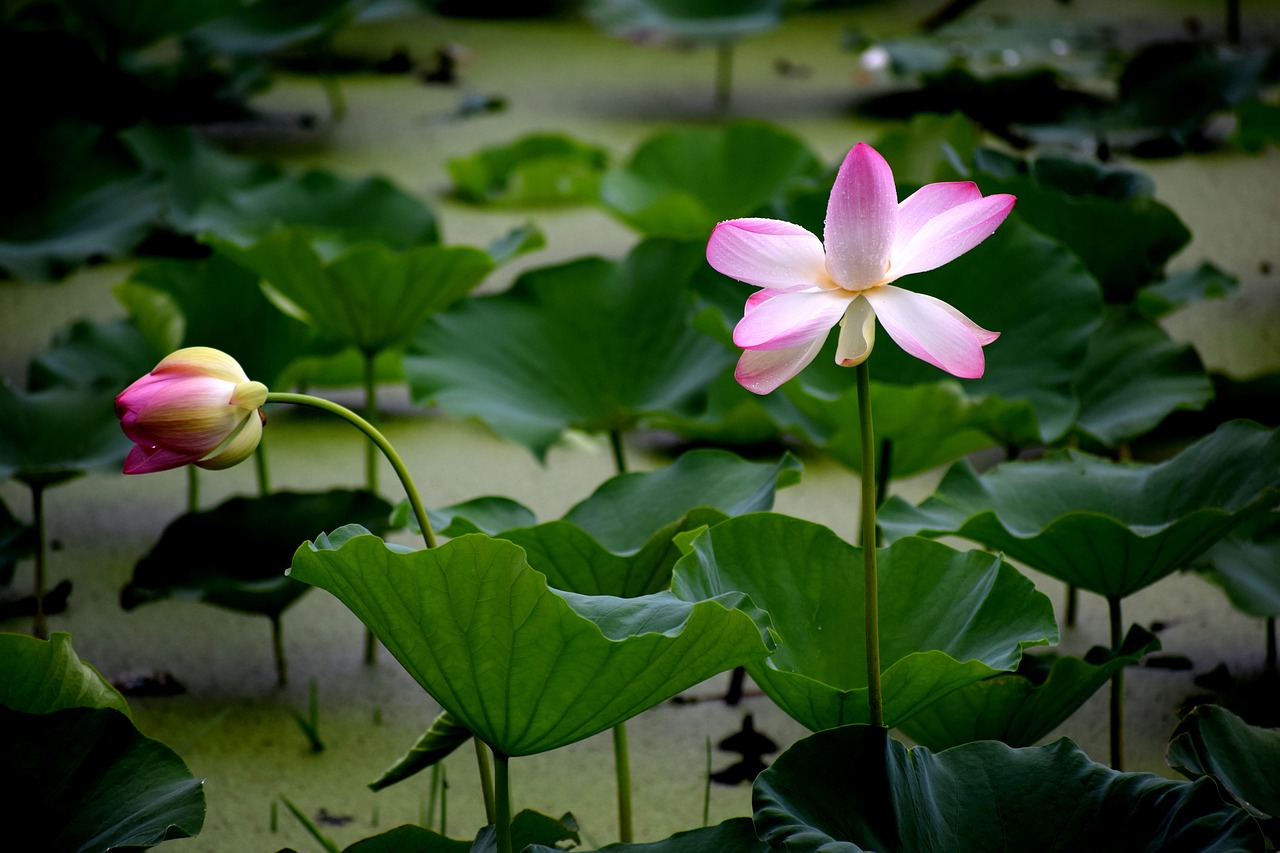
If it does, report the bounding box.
[673,514,1057,731]
[122,490,392,616]
[368,710,472,792]
[1193,511,1280,618]
[1169,704,1280,834]
[870,112,980,186]
[25,317,159,394]
[213,229,493,353]
[115,250,319,388]
[1,706,206,850]
[405,239,734,459]
[527,817,768,853]
[190,169,440,250]
[974,149,1191,302]
[120,124,281,233]
[0,632,130,717]
[187,0,365,56]
[785,378,1038,478]
[585,0,783,44]
[55,0,245,51]
[0,123,166,281]
[1072,307,1212,448]
[896,625,1161,752]
[416,450,799,597]
[599,121,821,240]
[288,529,772,756]
[753,725,1262,852]
[0,383,131,486]
[877,420,1280,598]
[448,133,609,206]
[761,217,1101,446]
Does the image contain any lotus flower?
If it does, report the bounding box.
[706,142,1015,394]
[115,347,268,474]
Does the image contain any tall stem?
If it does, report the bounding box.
[856,362,883,728]
[493,750,513,853]
[255,440,271,497]
[30,482,47,640]
[271,612,287,687]
[1108,594,1124,770]
[607,427,634,842]
[714,41,734,112]
[265,392,436,550]
[362,351,380,666]
[186,466,199,513]
[613,722,633,842]
[473,739,497,826]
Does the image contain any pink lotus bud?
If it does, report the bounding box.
[115,347,269,475]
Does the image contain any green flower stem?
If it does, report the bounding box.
[362,351,381,667]
[614,721,633,842]
[31,481,47,641]
[494,749,513,853]
[266,392,436,550]
[270,612,287,687]
[186,466,199,513]
[1108,594,1124,770]
[856,362,884,728]
[255,441,271,497]
[608,428,634,843]
[474,738,497,826]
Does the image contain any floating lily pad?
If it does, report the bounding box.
[673,514,1057,731]
[600,121,822,240]
[0,631,130,717]
[753,725,1261,851]
[288,528,772,756]
[878,420,1280,598]
[1072,307,1212,448]
[212,229,493,355]
[1169,704,1280,839]
[405,239,733,459]
[896,625,1161,752]
[448,133,609,206]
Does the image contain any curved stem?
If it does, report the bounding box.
[856,362,883,728]
[31,482,47,640]
[266,392,436,550]
[1108,594,1124,770]
[493,749,513,853]
[473,738,497,826]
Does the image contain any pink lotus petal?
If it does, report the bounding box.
[734,336,828,395]
[893,182,983,259]
[863,286,992,378]
[123,443,202,475]
[707,218,827,290]
[823,143,898,289]
[888,193,1016,280]
[733,288,850,351]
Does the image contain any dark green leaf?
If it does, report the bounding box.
[526,817,767,852]
[897,625,1161,751]
[343,824,470,853]
[871,112,980,186]
[753,725,1261,852]
[0,495,35,586]
[1169,704,1280,832]
[369,710,473,792]
[122,490,393,617]
[448,133,609,206]
[878,420,1280,598]
[585,0,784,45]
[0,631,130,717]
[288,531,772,756]
[405,239,734,459]
[1136,261,1240,319]
[600,121,821,240]
[25,317,160,394]
[0,383,131,486]
[1072,307,1212,447]
[1193,511,1280,618]
[673,515,1057,730]
[1,706,206,850]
